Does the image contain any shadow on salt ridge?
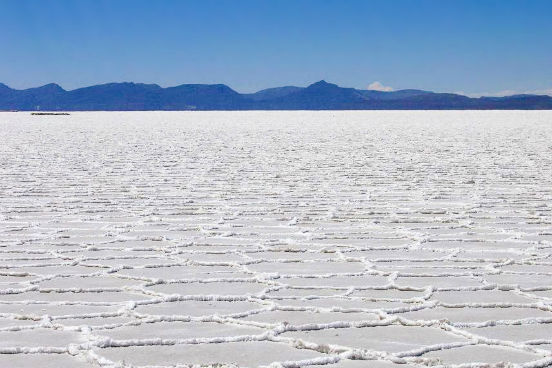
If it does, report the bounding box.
[465,323,552,342]
[525,290,552,299]
[266,288,347,298]
[0,353,95,368]
[374,265,483,276]
[431,290,535,304]
[283,325,466,354]
[146,281,268,296]
[394,275,483,288]
[0,317,38,329]
[238,310,380,325]
[13,265,104,276]
[115,265,247,279]
[421,345,541,365]
[246,251,338,261]
[453,249,528,261]
[484,273,552,289]
[350,289,427,300]
[97,321,264,341]
[179,252,246,263]
[134,300,263,317]
[0,328,83,348]
[345,249,446,260]
[399,306,552,324]
[0,257,60,268]
[37,275,145,289]
[272,298,409,311]
[0,274,39,283]
[0,303,119,317]
[500,263,552,273]
[280,275,388,288]
[95,341,326,367]
[247,261,365,275]
[328,359,418,368]
[57,315,133,327]
[80,257,177,268]
[1,290,154,303]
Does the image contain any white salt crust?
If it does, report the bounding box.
[0,111,551,367]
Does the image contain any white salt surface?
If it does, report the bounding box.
[1,110,552,367]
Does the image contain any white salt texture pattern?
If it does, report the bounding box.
[1,111,551,368]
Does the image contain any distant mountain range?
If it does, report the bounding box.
[1,80,551,110]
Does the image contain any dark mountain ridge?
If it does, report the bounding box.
[1,80,551,110]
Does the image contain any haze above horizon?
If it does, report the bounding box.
[1,0,551,96]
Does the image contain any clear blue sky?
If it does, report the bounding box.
[1,0,551,94]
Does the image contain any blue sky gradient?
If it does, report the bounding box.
[1,0,551,94]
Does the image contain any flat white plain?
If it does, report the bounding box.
[0,111,551,368]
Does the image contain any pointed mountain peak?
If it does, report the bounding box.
[308,80,339,89]
[35,83,65,92]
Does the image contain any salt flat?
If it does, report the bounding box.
[0,111,551,368]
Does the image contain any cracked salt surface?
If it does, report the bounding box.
[1,111,551,367]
